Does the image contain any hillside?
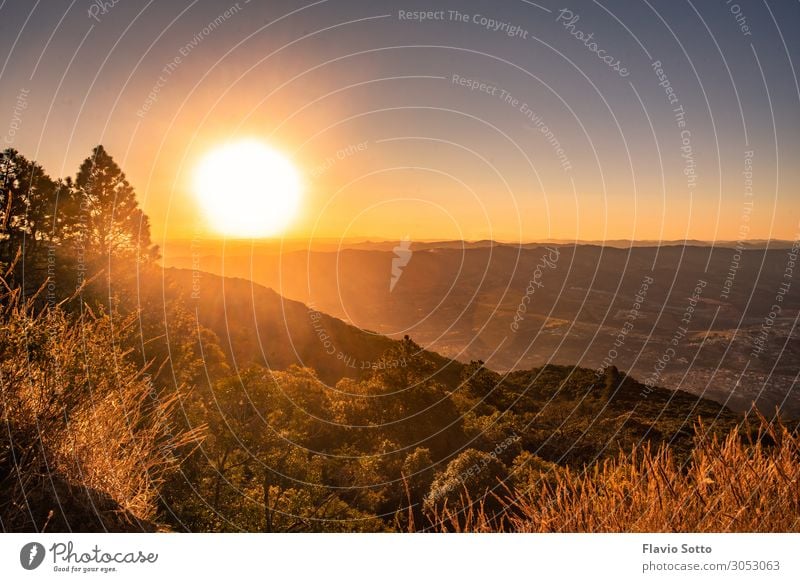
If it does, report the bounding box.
[0,265,764,533]
[161,266,742,469]
[164,243,800,416]
[164,267,461,386]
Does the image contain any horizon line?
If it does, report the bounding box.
[158,236,794,244]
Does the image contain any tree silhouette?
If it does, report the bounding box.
[0,149,62,294]
[72,145,157,263]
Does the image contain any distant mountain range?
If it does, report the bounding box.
[162,238,798,255]
[164,242,800,416]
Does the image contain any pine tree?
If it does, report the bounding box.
[73,145,157,263]
[0,149,61,293]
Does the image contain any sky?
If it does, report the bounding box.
[1,0,798,243]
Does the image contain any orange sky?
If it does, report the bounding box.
[2,1,798,243]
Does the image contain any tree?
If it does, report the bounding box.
[424,448,508,520]
[72,145,157,263]
[396,447,434,530]
[0,149,61,293]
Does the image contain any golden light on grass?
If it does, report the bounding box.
[193,139,302,237]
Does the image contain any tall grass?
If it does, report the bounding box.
[429,414,800,532]
[0,285,201,531]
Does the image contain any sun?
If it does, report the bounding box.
[193,139,302,237]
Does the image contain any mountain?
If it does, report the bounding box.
[164,243,800,416]
[162,265,744,469]
[164,267,461,386]
[0,261,751,533]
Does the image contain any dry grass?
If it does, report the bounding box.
[0,286,202,531]
[429,414,800,532]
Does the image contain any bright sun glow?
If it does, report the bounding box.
[193,139,302,237]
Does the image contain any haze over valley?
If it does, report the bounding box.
[166,240,800,416]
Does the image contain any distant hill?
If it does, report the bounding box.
[164,244,800,416]
[162,238,798,256]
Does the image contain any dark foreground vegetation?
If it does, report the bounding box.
[1,147,797,532]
